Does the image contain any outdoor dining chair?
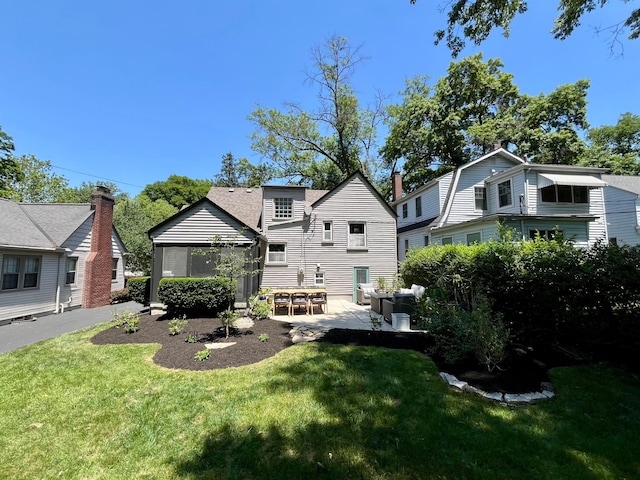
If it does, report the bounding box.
[309,292,327,315]
[272,293,291,316]
[290,292,310,315]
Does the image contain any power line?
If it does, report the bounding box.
[50,164,145,189]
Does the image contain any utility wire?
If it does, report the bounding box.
[50,164,145,189]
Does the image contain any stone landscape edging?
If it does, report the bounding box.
[439,372,556,404]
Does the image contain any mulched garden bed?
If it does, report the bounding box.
[91,314,574,393]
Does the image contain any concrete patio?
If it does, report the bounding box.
[269,298,400,332]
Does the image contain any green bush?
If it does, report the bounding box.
[110,288,131,304]
[157,277,235,318]
[249,294,271,320]
[112,311,140,333]
[168,318,188,336]
[127,277,151,305]
[194,349,210,361]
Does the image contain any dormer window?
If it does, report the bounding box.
[274,197,293,218]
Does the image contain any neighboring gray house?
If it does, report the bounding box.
[394,148,610,259]
[602,175,640,246]
[0,187,126,324]
[148,171,398,305]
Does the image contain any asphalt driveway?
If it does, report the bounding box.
[0,301,144,354]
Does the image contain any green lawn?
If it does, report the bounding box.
[1,322,639,480]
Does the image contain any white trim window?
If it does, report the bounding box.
[66,257,78,285]
[314,272,325,286]
[111,258,118,281]
[1,255,41,291]
[402,203,408,218]
[267,243,287,264]
[348,222,367,248]
[274,197,293,219]
[498,180,512,208]
[323,221,333,242]
[415,196,422,217]
[540,185,588,204]
[474,187,487,211]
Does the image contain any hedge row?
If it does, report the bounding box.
[401,237,640,357]
[157,277,236,317]
[126,277,151,305]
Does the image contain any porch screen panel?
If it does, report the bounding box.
[162,247,188,277]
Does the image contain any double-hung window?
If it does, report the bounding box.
[415,196,422,217]
[323,221,333,242]
[267,243,287,263]
[402,203,408,218]
[498,180,512,208]
[66,257,78,285]
[274,198,293,219]
[111,258,118,281]
[1,255,41,291]
[348,222,366,248]
[475,187,487,210]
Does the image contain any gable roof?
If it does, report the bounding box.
[311,171,396,218]
[0,199,96,251]
[206,187,265,230]
[602,175,640,195]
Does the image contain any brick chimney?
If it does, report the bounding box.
[392,171,403,202]
[83,185,115,308]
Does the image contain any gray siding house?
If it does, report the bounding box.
[394,148,610,259]
[0,187,126,324]
[148,172,397,305]
[602,175,640,246]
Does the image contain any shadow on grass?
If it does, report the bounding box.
[175,343,640,479]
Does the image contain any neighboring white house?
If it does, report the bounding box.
[148,172,398,305]
[0,186,126,324]
[601,175,640,246]
[393,148,610,260]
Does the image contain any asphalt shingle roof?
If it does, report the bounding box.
[602,175,640,195]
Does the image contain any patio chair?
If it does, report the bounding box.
[272,293,291,316]
[309,292,327,315]
[290,292,310,315]
[356,283,376,305]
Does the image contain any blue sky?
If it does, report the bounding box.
[2,1,639,197]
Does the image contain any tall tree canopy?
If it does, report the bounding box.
[56,180,123,203]
[578,112,640,174]
[0,126,23,198]
[248,35,387,189]
[410,0,640,56]
[213,152,274,187]
[383,54,590,191]
[142,174,213,209]
[5,154,70,203]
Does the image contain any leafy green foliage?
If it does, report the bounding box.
[185,331,201,343]
[249,294,271,320]
[194,349,210,361]
[402,233,640,357]
[249,35,388,190]
[141,174,213,209]
[383,55,589,190]
[113,196,177,274]
[213,152,274,188]
[258,333,270,342]
[409,0,639,56]
[56,180,123,203]
[157,277,235,318]
[3,154,70,202]
[111,311,140,333]
[0,126,24,197]
[168,318,188,336]
[110,288,131,304]
[126,277,151,305]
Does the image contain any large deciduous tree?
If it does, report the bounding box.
[5,154,70,203]
[213,152,274,188]
[248,35,387,189]
[56,181,122,203]
[0,126,24,198]
[383,54,590,191]
[113,195,177,275]
[410,0,640,56]
[578,112,640,174]
[142,174,213,209]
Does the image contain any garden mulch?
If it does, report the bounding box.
[91,314,571,393]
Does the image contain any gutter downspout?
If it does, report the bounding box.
[54,252,62,314]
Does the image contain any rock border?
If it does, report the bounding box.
[439,372,556,404]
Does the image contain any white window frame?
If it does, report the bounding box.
[404,238,409,256]
[274,197,293,219]
[266,243,287,264]
[540,185,589,204]
[415,196,422,217]
[322,221,333,242]
[314,271,325,286]
[498,180,512,208]
[474,186,487,211]
[111,258,118,281]
[347,222,367,249]
[1,255,41,291]
[402,203,408,218]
